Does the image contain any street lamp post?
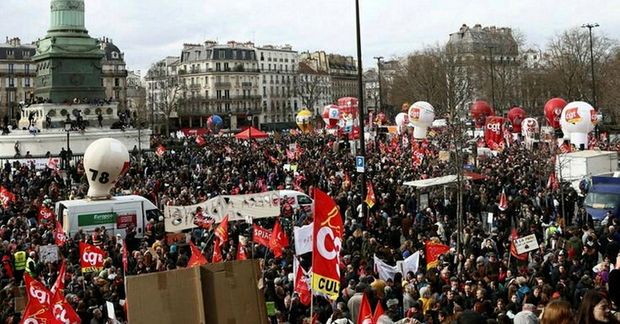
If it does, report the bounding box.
[247,114,253,142]
[373,56,383,112]
[64,119,71,169]
[355,0,368,219]
[582,23,599,108]
[582,23,600,139]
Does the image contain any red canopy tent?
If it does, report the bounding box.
[234,126,269,139]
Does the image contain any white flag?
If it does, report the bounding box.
[293,223,313,255]
[401,251,420,276]
[373,255,398,281]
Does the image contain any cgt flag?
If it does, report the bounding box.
[79,242,105,273]
[214,215,229,245]
[311,189,343,300]
[54,222,67,247]
[498,189,508,211]
[357,292,373,324]
[23,273,55,324]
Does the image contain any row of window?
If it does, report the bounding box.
[3,77,32,87]
[2,50,32,58]
[259,54,295,64]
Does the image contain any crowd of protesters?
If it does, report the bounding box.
[0,126,620,324]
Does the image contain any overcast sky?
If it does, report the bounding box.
[1,0,618,75]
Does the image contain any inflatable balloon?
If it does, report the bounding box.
[544,98,567,129]
[321,105,340,128]
[521,118,539,139]
[296,109,313,133]
[507,107,526,133]
[470,100,494,128]
[395,112,410,134]
[560,101,596,149]
[83,138,130,200]
[207,115,223,132]
[408,101,435,139]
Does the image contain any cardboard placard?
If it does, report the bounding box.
[126,267,205,324]
[514,234,539,254]
[38,245,59,264]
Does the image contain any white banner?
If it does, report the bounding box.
[293,223,313,255]
[514,234,539,254]
[373,255,399,281]
[401,251,420,276]
[164,191,282,233]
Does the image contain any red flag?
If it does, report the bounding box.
[214,215,229,245]
[425,242,450,270]
[212,239,223,263]
[311,189,344,299]
[51,260,66,296]
[49,262,80,324]
[122,239,129,274]
[79,242,105,273]
[155,145,166,157]
[0,186,15,208]
[252,224,272,248]
[547,171,560,191]
[187,241,208,267]
[195,135,206,146]
[37,205,55,224]
[412,147,425,167]
[51,289,81,324]
[54,222,67,247]
[357,293,373,324]
[365,181,376,209]
[23,273,55,324]
[498,189,508,211]
[294,260,311,306]
[372,300,385,323]
[559,142,572,153]
[236,243,247,261]
[510,229,529,261]
[269,219,289,258]
[485,116,505,151]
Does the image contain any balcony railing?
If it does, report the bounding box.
[214,82,231,88]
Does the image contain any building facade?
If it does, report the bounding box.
[446,24,520,112]
[126,70,146,123]
[100,37,128,108]
[297,61,332,116]
[255,44,299,128]
[176,41,261,130]
[300,51,358,101]
[0,37,36,121]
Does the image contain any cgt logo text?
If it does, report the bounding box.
[409,108,420,120]
[486,122,501,133]
[29,287,50,305]
[82,250,103,265]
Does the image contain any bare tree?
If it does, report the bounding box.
[296,73,327,111]
[544,27,615,102]
[146,63,184,136]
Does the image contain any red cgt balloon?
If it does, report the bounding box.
[470,100,495,128]
[544,98,567,129]
[507,107,527,133]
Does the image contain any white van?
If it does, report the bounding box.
[275,190,314,216]
[55,195,160,238]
